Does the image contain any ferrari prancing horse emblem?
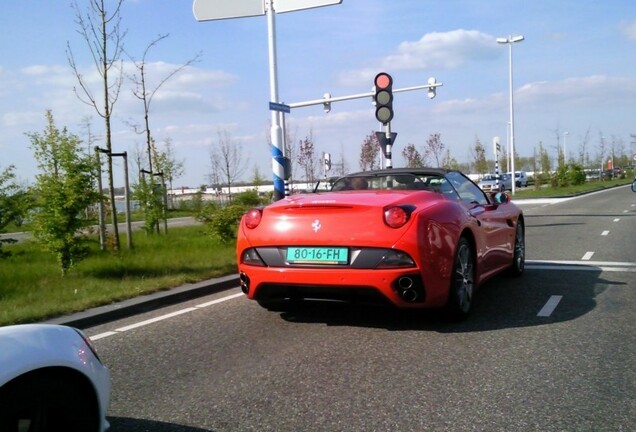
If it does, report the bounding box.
[312,219,321,232]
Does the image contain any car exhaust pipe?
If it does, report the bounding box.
[400,288,418,302]
[395,276,420,302]
[239,272,250,294]
[397,276,413,290]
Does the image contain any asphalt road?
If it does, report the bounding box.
[82,186,636,432]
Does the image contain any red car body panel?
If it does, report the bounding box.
[236,169,523,310]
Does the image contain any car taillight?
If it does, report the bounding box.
[384,206,409,228]
[244,209,262,229]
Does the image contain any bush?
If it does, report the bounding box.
[198,190,269,244]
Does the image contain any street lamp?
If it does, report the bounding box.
[497,34,524,195]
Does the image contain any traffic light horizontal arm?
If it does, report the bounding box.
[287,81,443,109]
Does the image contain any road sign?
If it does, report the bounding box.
[193,0,264,21]
[269,102,291,113]
[274,0,342,13]
[375,132,397,157]
[193,0,342,21]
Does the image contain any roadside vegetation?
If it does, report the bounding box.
[0,225,235,326]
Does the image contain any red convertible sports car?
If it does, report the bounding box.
[237,168,525,319]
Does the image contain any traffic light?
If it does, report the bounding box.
[374,72,393,124]
[323,92,331,113]
[427,77,437,99]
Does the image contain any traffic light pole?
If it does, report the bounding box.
[287,82,443,110]
[384,122,393,169]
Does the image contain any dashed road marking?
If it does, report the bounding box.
[537,295,563,317]
[581,251,594,260]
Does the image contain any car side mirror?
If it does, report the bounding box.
[632,180,636,193]
[491,191,510,204]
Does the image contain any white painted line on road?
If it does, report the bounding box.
[581,251,594,261]
[115,307,199,332]
[537,295,563,317]
[196,292,244,308]
[90,292,244,341]
[91,331,118,341]
[525,260,636,272]
[613,218,620,222]
[601,230,609,236]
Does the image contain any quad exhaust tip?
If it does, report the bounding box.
[239,272,250,294]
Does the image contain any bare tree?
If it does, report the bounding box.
[67,0,126,250]
[578,127,591,166]
[210,129,248,201]
[297,133,317,183]
[359,132,380,171]
[126,34,201,174]
[401,143,424,168]
[425,133,445,168]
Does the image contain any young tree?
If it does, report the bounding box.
[28,111,100,276]
[471,137,488,174]
[359,132,380,171]
[126,34,200,175]
[401,143,424,168]
[0,166,31,258]
[425,133,445,167]
[210,129,248,201]
[155,137,185,198]
[297,134,317,183]
[67,0,126,250]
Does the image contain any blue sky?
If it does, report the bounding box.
[2,0,636,188]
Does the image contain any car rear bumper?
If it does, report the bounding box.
[238,265,449,308]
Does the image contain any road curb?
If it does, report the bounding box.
[44,274,239,329]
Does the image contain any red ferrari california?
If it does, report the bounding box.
[236,168,525,319]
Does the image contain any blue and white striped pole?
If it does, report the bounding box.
[266,0,286,201]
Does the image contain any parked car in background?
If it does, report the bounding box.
[509,171,528,187]
[0,324,111,432]
[478,173,512,192]
[585,169,601,181]
[237,168,525,320]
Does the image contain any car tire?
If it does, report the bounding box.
[508,219,525,277]
[0,373,97,432]
[445,237,475,321]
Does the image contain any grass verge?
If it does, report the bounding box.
[0,225,235,326]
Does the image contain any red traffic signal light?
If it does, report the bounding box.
[374,72,393,124]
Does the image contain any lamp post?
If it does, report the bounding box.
[497,34,524,195]
[563,131,569,163]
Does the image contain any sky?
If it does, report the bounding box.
[1,0,636,188]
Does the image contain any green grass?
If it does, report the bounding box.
[513,177,633,198]
[0,225,235,326]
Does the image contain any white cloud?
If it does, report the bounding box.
[619,20,636,41]
[338,29,500,86]
[383,29,500,71]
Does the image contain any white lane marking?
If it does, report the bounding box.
[601,230,609,236]
[90,292,244,341]
[537,295,563,317]
[581,251,594,260]
[613,218,620,222]
[526,260,636,272]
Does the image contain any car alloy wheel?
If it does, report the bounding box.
[447,237,475,320]
[508,220,525,277]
